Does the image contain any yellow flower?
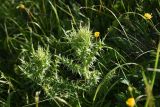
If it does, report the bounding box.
[144,13,152,20]
[94,32,100,38]
[126,97,135,107]
[16,3,26,10]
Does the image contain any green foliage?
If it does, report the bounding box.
[0,0,160,107]
[17,26,102,106]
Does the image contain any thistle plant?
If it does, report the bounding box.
[19,46,51,84]
[63,26,102,85]
[18,26,103,106]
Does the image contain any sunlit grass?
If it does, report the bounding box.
[0,0,160,107]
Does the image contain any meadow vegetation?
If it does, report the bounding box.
[0,0,160,107]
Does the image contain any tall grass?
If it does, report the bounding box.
[0,0,160,107]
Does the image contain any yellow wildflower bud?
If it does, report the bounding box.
[144,13,152,20]
[16,3,25,10]
[128,86,133,92]
[126,97,135,107]
[94,32,100,38]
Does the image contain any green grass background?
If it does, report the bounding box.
[0,0,160,107]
